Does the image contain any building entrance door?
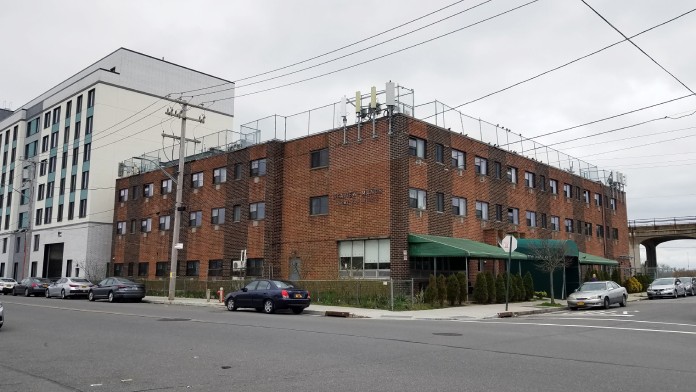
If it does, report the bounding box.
[42,243,64,279]
[289,257,301,281]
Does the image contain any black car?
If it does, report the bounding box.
[225,279,311,314]
[88,278,145,302]
[12,277,51,297]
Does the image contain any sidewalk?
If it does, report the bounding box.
[143,293,646,320]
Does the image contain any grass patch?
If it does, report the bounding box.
[538,302,564,307]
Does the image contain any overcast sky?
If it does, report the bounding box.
[1,0,694,269]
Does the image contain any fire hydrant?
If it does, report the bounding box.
[218,287,224,303]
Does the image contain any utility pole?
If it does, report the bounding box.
[164,100,204,302]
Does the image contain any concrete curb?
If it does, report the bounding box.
[496,307,564,318]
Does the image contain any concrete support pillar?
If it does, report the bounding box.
[644,242,657,269]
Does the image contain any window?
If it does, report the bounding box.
[249,202,266,220]
[250,159,267,177]
[493,161,502,179]
[565,218,574,233]
[18,212,27,229]
[50,131,58,149]
[475,157,488,175]
[189,211,202,227]
[70,174,76,192]
[87,89,95,108]
[594,193,602,207]
[83,143,91,162]
[475,201,489,220]
[233,205,241,222]
[452,197,466,216]
[507,166,517,183]
[81,171,89,190]
[62,151,68,169]
[72,147,79,166]
[550,179,558,194]
[551,216,560,231]
[161,179,172,194]
[2,238,6,253]
[138,263,149,277]
[117,221,126,235]
[10,147,15,162]
[59,178,66,195]
[576,220,583,234]
[85,116,93,134]
[141,218,152,233]
[540,213,547,229]
[433,192,444,212]
[186,261,200,277]
[596,224,604,238]
[563,184,572,198]
[409,189,426,209]
[24,141,37,158]
[575,186,582,201]
[583,190,590,204]
[74,121,81,140]
[119,189,128,202]
[44,112,51,128]
[78,199,87,218]
[434,144,444,164]
[234,163,243,180]
[191,172,203,188]
[52,107,61,125]
[526,211,537,227]
[310,196,329,215]
[37,184,45,201]
[76,95,83,113]
[584,222,592,236]
[451,149,465,169]
[339,239,390,278]
[508,207,519,225]
[524,172,535,188]
[208,260,223,277]
[35,208,43,226]
[64,126,70,144]
[44,206,52,224]
[33,234,40,251]
[211,208,226,224]
[539,175,546,191]
[495,204,503,221]
[57,204,63,222]
[213,167,227,184]
[67,201,74,220]
[310,148,329,168]
[48,156,56,174]
[113,265,123,277]
[408,137,426,158]
[610,198,617,210]
[156,262,168,277]
[66,101,72,118]
[612,228,619,240]
[159,215,171,231]
[130,219,136,234]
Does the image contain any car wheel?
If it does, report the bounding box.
[674,291,678,299]
[225,298,237,311]
[263,299,275,314]
[107,291,115,303]
[619,295,627,307]
[692,288,695,296]
[60,289,66,299]
[88,291,95,301]
[24,288,30,297]
[45,289,50,298]
[603,297,610,309]
[12,289,17,296]
[291,308,304,314]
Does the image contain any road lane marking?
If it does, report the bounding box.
[524,317,696,328]
[456,319,696,335]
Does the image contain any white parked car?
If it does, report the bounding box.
[647,277,686,299]
[45,277,94,299]
[0,278,17,295]
[677,277,695,296]
[567,281,628,310]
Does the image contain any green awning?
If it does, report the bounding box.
[515,239,579,258]
[408,234,530,260]
[578,252,619,266]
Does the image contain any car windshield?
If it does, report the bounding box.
[116,278,136,284]
[272,280,299,289]
[676,278,691,284]
[652,278,674,285]
[71,278,91,283]
[579,282,606,291]
[0,278,14,282]
[32,278,51,283]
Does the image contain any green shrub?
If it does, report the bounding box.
[456,272,468,305]
[513,274,524,302]
[437,274,447,307]
[485,272,496,304]
[523,271,534,301]
[473,272,488,304]
[424,275,438,306]
[584,268,596,282]
[634,274,651,290]
[446,274,460,306]
[534,291,547,299]
[610,269,621,284]
[495,273,506,303]
[623,276,642,294]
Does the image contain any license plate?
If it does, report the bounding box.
[577,301,585,306]
[294,293,303,298]
[43,284,48,288]
[81,286,87,289]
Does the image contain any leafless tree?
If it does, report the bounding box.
[531,239,571,304]
[76,258,107,283]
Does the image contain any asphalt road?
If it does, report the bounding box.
[1,295,694,392]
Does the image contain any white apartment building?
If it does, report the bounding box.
[0,48,234,282]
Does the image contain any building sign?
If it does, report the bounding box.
[334,188,384,206]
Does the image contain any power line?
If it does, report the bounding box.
[200,0,541,104]
[555,124,696,151]
[175,0,473,95]
[580,0,696,96]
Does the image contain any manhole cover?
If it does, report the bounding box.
[432,332,462,336]
[157,318,191,322]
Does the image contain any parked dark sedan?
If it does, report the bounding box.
[225,279,311,314]
[12,277,51,297]
[88,278,145,302]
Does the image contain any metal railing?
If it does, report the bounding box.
[628,216,696,228]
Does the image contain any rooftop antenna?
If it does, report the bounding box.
[355,90,362,142]
[370,86,378,138]
[385,81,395,135]
[340,95,348,144]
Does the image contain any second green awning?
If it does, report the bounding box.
[409,234,530,260]
[578,252,619,266]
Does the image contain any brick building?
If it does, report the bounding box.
[111,111,629,287]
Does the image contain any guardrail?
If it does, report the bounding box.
[628,216,696,228]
